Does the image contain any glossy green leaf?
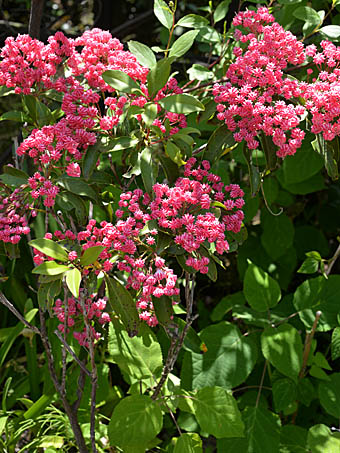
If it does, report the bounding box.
[177,14,209,28]
[79,245,105,266]
[57,177,97,201]
[319,373,340,418]
[243,407,281,453]
[181,321,257,389]
[154,0,173,29]
[29,238,68,262]
[104,136,139,152]
[194,387,244,438]
[273,378,297,412]
[140,147,155,193]
[244,262,281,311]
[105,276,140,337]
[32,261,70,276]
[166,141,186,166]
[65,268,81,298]
[158,94,204,114]
[204,125,235,163]
[293,7,321,36]
[319,25,340,40]
[128,40,156,68]
[174,433,202,452]
[307,424,340,453]
[0,110,28,122]
[142,103,158,127]
[102,69,142,94]
[108,319,162,381]
[169,30,198,58]
[38,279,61,311]
[108,395,163,450]
[82,144,100,180]
[187,64,213,81]
[261,211,294,260]
[280,425,308,453]
[214,0,232,23]
[297,257,319,274]
[147,58,171,99]
[261,324,303,382]
[331,327,340,361]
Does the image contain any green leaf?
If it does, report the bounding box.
[280,425,308,453]
[319,25,340,41]
[1,165,28,186]
[142,103,158,127]
[79,246,105,266]
[153,295,174,326]
[211,291,245,322]
[127,40,156,68]
[108,318,162,381]
[32,261,70,276]
[104,136,140,152]
[284,141,324,184]
[105,276,140,337]
[147,58,171,100]
[102,70,142,94]
[28,238,68,262]
[108,394,163,450]
[262,177,279,205]
[331,327,340,361]
[0,110,28,122]
[23,95,53,126]
[140,147,155,193]
[187,64,213,81]
[293,276,340,331]
[158,94,204,114]
[261,324,303,383]
[243,262,281,311]
[293,7,321,36]
[82,144,100,180]
[166,141,186,166]
[297,257,319,274]
[204,125,235,163]
[261,211,294,260]
[177,14,209,28]
[56,192,87,224]
[312,136,339,180]
[38,279,61,311]
[243,407,281,453]
[174,433,202,453]
[272,378,297,412]
[194,387,244,438]
[319,373,340,418]
[154,0,173,29]
[65,268,81,298]
[307,424,340,453]
[214,0,232,23]
[169,30,198,58]
[57,177,97,201]
[181,321,257,390]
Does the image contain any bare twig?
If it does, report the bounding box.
[256,360,268,408]
[0,292,41,336]
[54,330,91,378]
[325,243,340,276]
[299,311,322,379]
[72,366,87,412]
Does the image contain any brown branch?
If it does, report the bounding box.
[0,291,41,336]
[325,243,340,276]
[54,330,92,378]
[28,0,45,39]
[299,310,322,379]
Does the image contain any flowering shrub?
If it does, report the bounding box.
[1,2,340,452]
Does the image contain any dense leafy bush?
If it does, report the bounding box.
[1,1,340,452]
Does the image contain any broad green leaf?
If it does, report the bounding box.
[177,14,209,28]
[280,425,308,453]
[284,141,324,184]
[293,7,321,36]
[82,144,100,180]
[293,276,340,331]
[1,166,28,186]
[187,64,213,81]
[197,26,221,43]
[312,136,339,181]
[243,262,281,311]
[142,103,158,127]
[243,407,281,453]
[23,95,53,126]
[38,279,61,311]
[102,70,142,94]
[140,147,155,193]
[307,424,340,453]
[272,378,297,412]
[79,246,105,266]
[108,318,162,381]
[204,125,235,163]
[166,141,186,166]
[214,0,232,23]
[261,211,294,260]
[297,257,319,274]
[128,40,156,68]
[154,0,173,29]
[181,322,257,390]
[153,295,174,326]
[0,416,8,435]
[169,30,198,58]
[331,327,340,361]
[174,433,202,452]
[147,58,171,99]
[297,378,316,407]
[194,387,244,438]
[108,395,163,450]
[158,94,204,114]
[261,324,303,382]
[319,373,340,418]
[32,261,70,276]
[37,436,64,448]
[56,192,87,224]
[262,177,279,205]
[29,238,68,262]
[103,136,139,152]
[211,291,245,322]
[65,268,81,298]
[57,177,97,201]
[0,110,28,122]
[105,276,140,337]
[319,25,340,40]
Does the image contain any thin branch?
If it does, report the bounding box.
[28,0,45,39]
[299,310,322,379]
[54,330,91,378]
[0,292,41,336]
[325,242,340,276]
[256,360,268,408]
[72,366,87,413]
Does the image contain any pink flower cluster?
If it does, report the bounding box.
[0,186,31,243]
[214,7,307,157]
[53,293,110,348]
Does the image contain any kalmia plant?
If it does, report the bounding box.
[2,1,340,452]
